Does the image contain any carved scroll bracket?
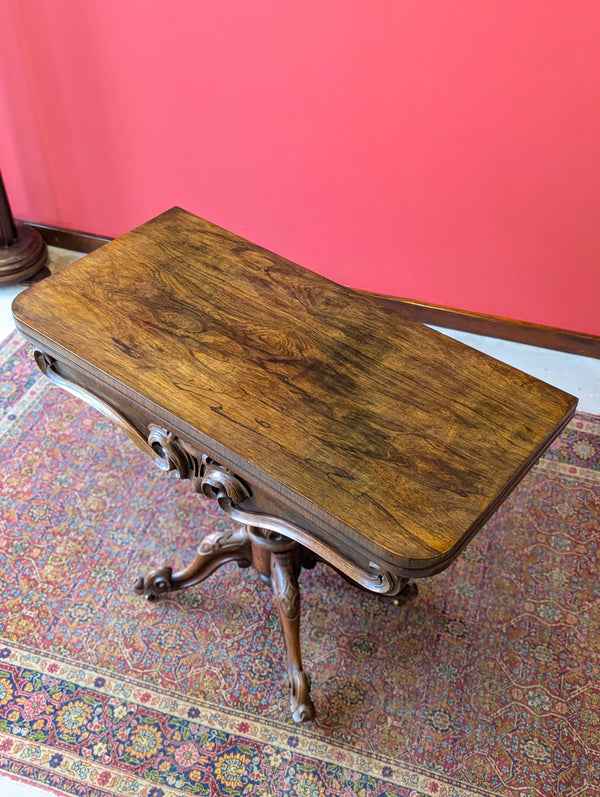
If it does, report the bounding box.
[196,457,251,505]
[34,351,193,478]
[212,490,407,597]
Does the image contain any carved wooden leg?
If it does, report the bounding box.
[271,547,315,723]
[134,526,251,600]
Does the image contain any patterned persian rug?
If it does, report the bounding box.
[0,330,599,797]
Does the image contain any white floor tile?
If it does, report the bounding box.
[0,775,57,797]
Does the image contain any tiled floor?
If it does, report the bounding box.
[0,247,599,796]
[0,779,51,797]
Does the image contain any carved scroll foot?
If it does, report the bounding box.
[288,671,314,723]
[134,527,252,600]
[271,548,315,723]
[134,567,174,600]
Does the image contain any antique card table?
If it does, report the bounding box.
[12,207,577,722]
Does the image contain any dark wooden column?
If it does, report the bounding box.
[0,170,48,284]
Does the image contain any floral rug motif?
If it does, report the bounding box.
[0,330,599,796]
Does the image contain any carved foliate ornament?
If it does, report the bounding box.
[196,454,251,504]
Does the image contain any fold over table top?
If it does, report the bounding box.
[12,207,577,575]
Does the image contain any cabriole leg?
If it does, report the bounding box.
[270,546,315,723]
[134,526,251,600]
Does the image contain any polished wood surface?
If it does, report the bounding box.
[23,221,600,359]
[12,207,577,577]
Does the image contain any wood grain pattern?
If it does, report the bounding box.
[12,207,577,575]
[24,220,600,358]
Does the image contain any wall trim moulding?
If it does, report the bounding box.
[367,293,600,360]
[23,219,600,360]
[26,221,112,254]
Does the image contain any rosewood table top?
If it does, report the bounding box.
[13,207,577,579]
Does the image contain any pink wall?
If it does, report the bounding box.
[2,0,599,335]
